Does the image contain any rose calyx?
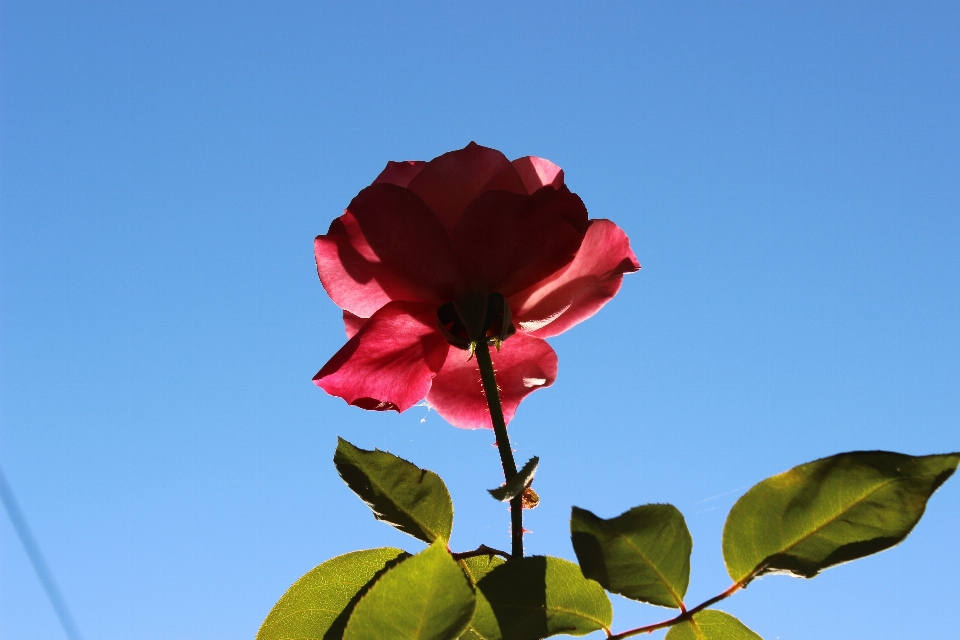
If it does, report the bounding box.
[436,292,516,350]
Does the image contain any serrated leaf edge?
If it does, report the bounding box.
[728,455,958,583]
[488,456,538,502]
[344,544,476,640]
[572,505,689,609]
[336,438,453,543]
[256,547,409,640]
[478,556,612,635]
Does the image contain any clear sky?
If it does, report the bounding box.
[1,2,957,639]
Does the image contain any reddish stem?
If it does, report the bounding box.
[607,580,749,639]
[451,544,511,562]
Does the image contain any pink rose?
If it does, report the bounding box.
[314,143,639,429]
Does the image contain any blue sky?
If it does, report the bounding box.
[1,2,957,638]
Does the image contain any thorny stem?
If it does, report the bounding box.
[606,578,751,639]
[473,339,751,633]
[473,341,524,559]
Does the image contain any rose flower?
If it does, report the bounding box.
[314,143,639,429]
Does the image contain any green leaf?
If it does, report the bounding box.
[343,541,476,640]
[488,457,539,502]
[257,547,408,640]
[458,555,506,640]
[570,504,691,609]
[472,556,612,640]
[334,437,454,543]
[723,450,960,584]
[460,554,507,585]
[664,610,762,640]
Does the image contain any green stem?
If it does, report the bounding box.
[473,341,524,559]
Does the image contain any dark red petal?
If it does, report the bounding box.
[373,160,428,188]
[314,301,448,413]
[451,186,586,296]
[406,142,528,231]
[511,156,565,194]
[510,220,640,338]
[343,310,367,338]
[315,183,460,317]
[426,332,558,430]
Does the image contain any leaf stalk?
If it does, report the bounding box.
[607,578,750,639]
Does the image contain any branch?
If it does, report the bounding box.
[607,579,750,639]
[452,544,511,562]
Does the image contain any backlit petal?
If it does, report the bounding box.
[511,156,565,194]
[451,186,585,296]
[406,142,527,231]
[342,310,367,338]
[511,219,639,338]
[373,160,427,188]
[427,333,558,429]
[314,301,449,413]
[315,183,460,317]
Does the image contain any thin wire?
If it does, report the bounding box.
[0,466,84,640]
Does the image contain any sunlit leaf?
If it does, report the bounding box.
[257,547,408,640]
[723,450,959,584]
[571,504,691,608]
[664,610,762,640]
[472,556,612,640]
[343,541,475,640]
[334,437,454,543]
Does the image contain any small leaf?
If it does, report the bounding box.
[723,450,960,584]
[334,437,454,543]
[571,504,691,608]
[343,541,476,640]
[473,556,612,640]
[458,555,506,640]
[257,547,408,640]
[489,457,539,502]
[664,610,762,640]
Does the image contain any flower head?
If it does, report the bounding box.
[314,143,639,429]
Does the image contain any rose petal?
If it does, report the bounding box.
[315,183,460,317]
[343,310,367,338]
[510,219,640,338]
[373,160,428,188]
[512,156,565,194]
[426,332,558,429]
[406,142,528,231]
[314,301,449,413]
[451,186,586,296]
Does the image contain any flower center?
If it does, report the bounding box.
[436,292,517,350]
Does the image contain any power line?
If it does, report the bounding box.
[0,466,84,640]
